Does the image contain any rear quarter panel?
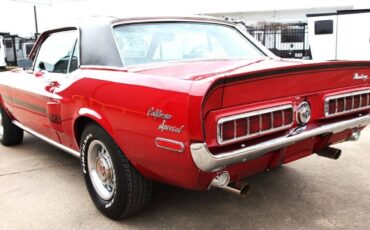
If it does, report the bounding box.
[61,69,205,189]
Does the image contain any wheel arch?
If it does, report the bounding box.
[73,108,115,148]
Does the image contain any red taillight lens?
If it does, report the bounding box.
[353,95,361,109]
[345,97,352,110]
[249,115,260,134]
[360,94,367,107]
[337,98,345,112]
[235,118,248,137]
[261,113,272,131]
[221,120,234,141]
[283,109,293,125]
[218,105,294,144]
[329,100,336,114]
[273,111,283,127]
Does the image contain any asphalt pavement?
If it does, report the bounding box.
[1,128,369,229]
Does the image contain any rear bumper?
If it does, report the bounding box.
[191,114,370,172]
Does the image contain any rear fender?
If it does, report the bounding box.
[74,107,115,147]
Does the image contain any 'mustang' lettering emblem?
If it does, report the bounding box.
[353,73,368,81]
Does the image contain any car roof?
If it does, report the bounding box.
[30,15,236,68]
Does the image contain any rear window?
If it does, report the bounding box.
[113,22,265,66]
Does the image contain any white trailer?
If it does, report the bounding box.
[0,36,6,69]
[307,9,370,61]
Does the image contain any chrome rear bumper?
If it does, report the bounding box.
[191,114,370,172]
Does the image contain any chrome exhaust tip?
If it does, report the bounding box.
[316,147,342,160]
[221,181,250,196]
[209,172,250,196]
[347,130,361,141]
[209,172,231,188]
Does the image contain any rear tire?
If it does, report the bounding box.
[0,105,23,146]
[80,123,152,220]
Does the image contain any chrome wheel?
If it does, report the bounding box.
[0,112,3,139]
[87,140,116,200]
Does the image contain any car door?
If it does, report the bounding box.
[10,30,79,143]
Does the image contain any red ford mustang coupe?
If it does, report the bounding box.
[0,16,369,219]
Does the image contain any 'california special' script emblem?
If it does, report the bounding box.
[147,107,184,133]
[353,73,368,81]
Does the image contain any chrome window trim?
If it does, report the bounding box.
[217,104,294,145]
[324,89,370,117]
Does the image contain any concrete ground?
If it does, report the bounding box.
[0,128,369,230]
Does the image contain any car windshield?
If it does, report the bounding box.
[113,22,265,66]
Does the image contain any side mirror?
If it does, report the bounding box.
[17,58,33,70]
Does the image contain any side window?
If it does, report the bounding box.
[34,31,78,74]
[315,20,333,35]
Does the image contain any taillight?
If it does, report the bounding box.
[218,104,294,145]
[283,109,293,125]
[345,97,352,110]
[261,113,272,131]
[221,120,234,141]
[249,115,260,134]
[361,94,368,107]
[325,89,370,117]
[337,98,345,112]
[353,95,360,109]
[235,118,248,137]
[273,111,283,127]
[328,100,336,114]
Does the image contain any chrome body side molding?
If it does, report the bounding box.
[191,114,370,172]
[12,121,81,158]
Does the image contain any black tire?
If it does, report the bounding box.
[80,123,152,220]
[0,105,23,146]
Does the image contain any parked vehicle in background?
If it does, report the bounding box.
[0,36,6,69]
[0,16,370,220]
[308,9,370,60]
[2,36,35,66]
[17,42,34,68]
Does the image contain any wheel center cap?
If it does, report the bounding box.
[96,156,111,182]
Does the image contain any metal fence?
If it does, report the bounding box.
[246,22,311,59]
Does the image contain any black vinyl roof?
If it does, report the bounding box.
[78,16,123,67]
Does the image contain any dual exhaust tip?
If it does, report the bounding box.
[316,130,361,160]
[210,147,343,196]
[316,147,342,160]
[210,130,361,195]
[209,172,249,196]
